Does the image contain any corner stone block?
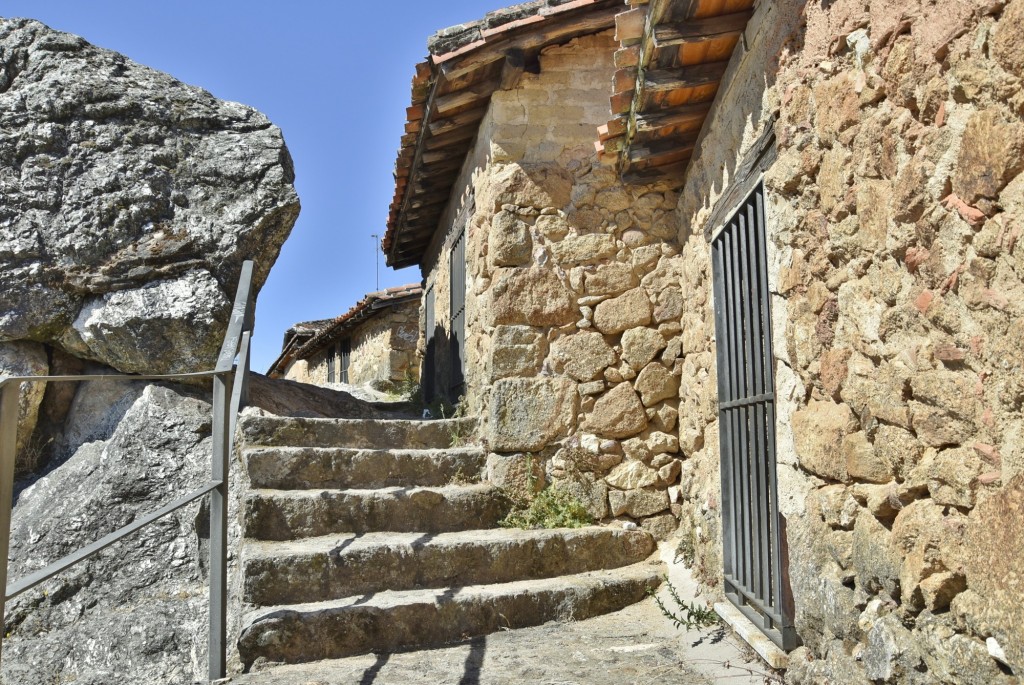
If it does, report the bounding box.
[490,325,545,380]
[634,362,678,407]
[488,377,577,452]
[620,327,666,370]
[478,162,573,212]
[961,472,1024,673]
[489,267,576,327]
[548,331,616,382]
[488,210,532,267]
[549,234,618,266]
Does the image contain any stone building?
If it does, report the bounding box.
[382,0,1024,681]
[268,284,421,388]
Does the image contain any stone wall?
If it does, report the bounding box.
[672,0,1024,681]
[346,301,419,386]
[419,31,687,538]
[284,300,419,389]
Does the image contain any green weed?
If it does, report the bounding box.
[650,576,719,631]
[500,484,593,529]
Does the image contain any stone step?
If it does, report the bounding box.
[237,414,476,450]
[236,562,662,668]
[242,526,656,606]
[243,446,486,490]
[244,485,511,540]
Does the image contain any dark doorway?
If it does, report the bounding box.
[449,224,466,401]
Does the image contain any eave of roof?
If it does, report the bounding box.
[383,0,757,270]
[295,284,423,360]
[267,319,335,377]
[383,0,622,270]
[596,0,756,184]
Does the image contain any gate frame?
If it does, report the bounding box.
[710,180,799,652]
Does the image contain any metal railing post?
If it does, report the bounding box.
[209,369,232,681]
[0,381,19,668]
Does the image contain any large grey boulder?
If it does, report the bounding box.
[1,383,212,684]
[0,18,299,374]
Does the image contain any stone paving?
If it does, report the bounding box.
[225,550,781,685]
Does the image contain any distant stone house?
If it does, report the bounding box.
[383,0,1024,681]
[268,284,421,388]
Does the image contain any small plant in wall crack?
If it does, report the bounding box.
[500,483,593,529]
[650,576,719,631]
[443,396,468,447]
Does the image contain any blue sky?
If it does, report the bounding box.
[2,1,505,373]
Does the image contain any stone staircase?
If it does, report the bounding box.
[233,414,662,670]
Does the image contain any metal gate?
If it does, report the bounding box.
[710,181,798,650]
[449,226,466,400]
[423,284,436,402]
[326,346,336,383]
[339,339,351,384]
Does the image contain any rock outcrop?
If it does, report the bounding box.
[2,383,211,685]
[0,18,299,375]
[0,17,303,683]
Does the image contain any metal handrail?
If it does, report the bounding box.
[0,259,255,682]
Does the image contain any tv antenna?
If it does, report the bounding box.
[370,233,380,290]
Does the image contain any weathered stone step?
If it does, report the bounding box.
[238,414,476,450]
[243,446,486,490]
[242,526,656,606]
[244,485,511,540]
[236,562,662,668]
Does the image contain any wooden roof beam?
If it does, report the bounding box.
[614,7,646,44]
[428,105,488,137]
[436,3,620,81]
[424,125,478,151]
[626,132,698,166]
[499,49,526,90]
[653,9,753,48]
[643,61,729,94]
[634,100,713,134]
[433,84,494,117]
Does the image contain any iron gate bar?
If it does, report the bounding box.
[756,184,787,627]
[424,284,436,402]
[711,238,737,597]
[719,393,774,410]
[727,222,750,596]
[724,574,785,624]
[744,199,769,608]
[340,339,351,385]
[740,207,763,603]
[724,227,741,589]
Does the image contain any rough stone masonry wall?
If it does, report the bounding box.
[672,0,1024,682]
[346,301,420,386]
[288,301,419,389]
[475,32,689,534]
[419,31,687,537]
